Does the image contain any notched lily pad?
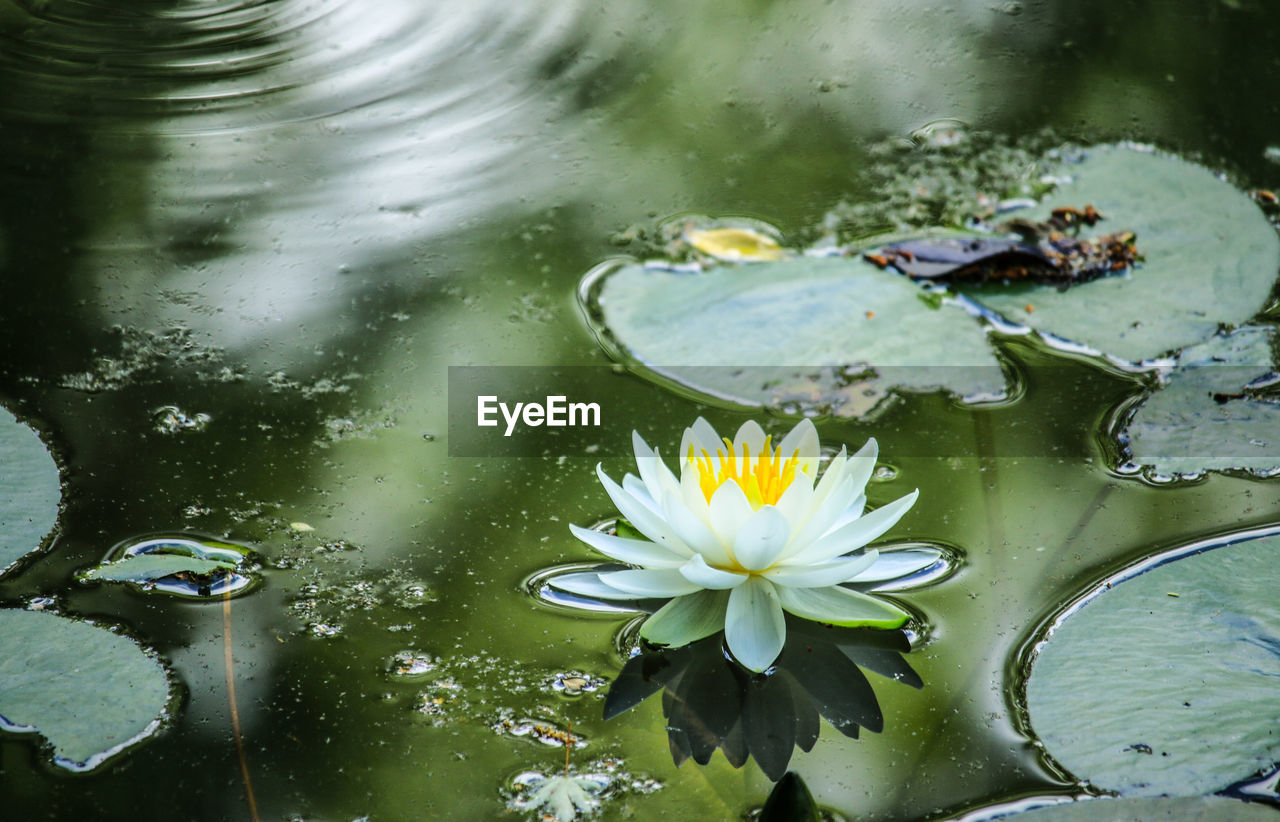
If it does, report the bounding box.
[1119,327,1280,478]
[0,406,61,579]
[1024,532,1280,797]
[586,145,1278,419]
[0,609,173,770]
[81,534,261,599]
[584,255,1006,419]
[955,145,1280,363]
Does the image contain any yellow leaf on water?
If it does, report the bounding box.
[685,227,784,262]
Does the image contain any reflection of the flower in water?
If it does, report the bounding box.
[603,617,922,780]
[553,417,920,671]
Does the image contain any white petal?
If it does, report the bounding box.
[788,489,919,565]
[622,474,661,516]
[841,437,879,499]
[599,568,702,597]
[596,465,694,556]
[568,523,686,568]
[773,477,813,531]
[765,550,880,588]
[549,571,645,600]
[680,467,712,524]
[640,589,730,647]
[732,506,791,571]
[724,577,786,672]
[777,418,820,477]
[679,417,725,468]
[848,547,942,584]
[678,554,748,589]
[732,420,768,462]
[659,490,734,567]
[823,492,867,535]
[708,480,753,545]
[810,446,848,507]
[782,475,858,558]
[775,584,910,627]
[632,430,680,503]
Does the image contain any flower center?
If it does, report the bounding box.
[686,435,802,509]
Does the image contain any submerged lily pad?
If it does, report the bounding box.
[1122,327,1280,477]
[0,407,61,578]
[1024,533,1280,796]
[0,609,173,770]
[586,256,1005,418]
[958,145,1280,362]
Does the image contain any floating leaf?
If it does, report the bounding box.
[1122,327,1280,477]
[81,553,238,582]
[685,227,784,262]
[0,609,173,770]
[966,796,1280,821]
[957,145,1280,362]
[1024,533,1280,797]
[83,534,260,599]
[0,407,60,579]
[586,256,1005,418]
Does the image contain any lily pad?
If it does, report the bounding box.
[586,256,1005,418]
[1024,533,1280,797]
[1122,327,1280,477]
[0,609,173,770]
[961,796,1280,822]
[0,407,61,578]
[81,553,239,582]
[957,145,1280,363]
[82,534,261,599]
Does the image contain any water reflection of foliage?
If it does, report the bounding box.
[604,618,921,780]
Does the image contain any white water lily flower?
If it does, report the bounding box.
[553,417,919,672]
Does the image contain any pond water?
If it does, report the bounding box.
[2,1,1280,820]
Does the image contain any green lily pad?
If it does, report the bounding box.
[958,145,1280,363]
[1024,533,1280,797]
[586,256,1005,418]
[965,796,1280,821]
[82,534,260,599]
[0,609,173,771]
[81,553,238,582]
[0,407,61,579]
[1123,327,1280,477]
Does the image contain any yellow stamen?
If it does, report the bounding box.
[686,435,802,509]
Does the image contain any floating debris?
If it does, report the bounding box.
[152,405,211,434]
[414,678,464,724]
[864,207,1141,289]
[544,671,608,697]
[492,715,587,750]
[387,651,438,679]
